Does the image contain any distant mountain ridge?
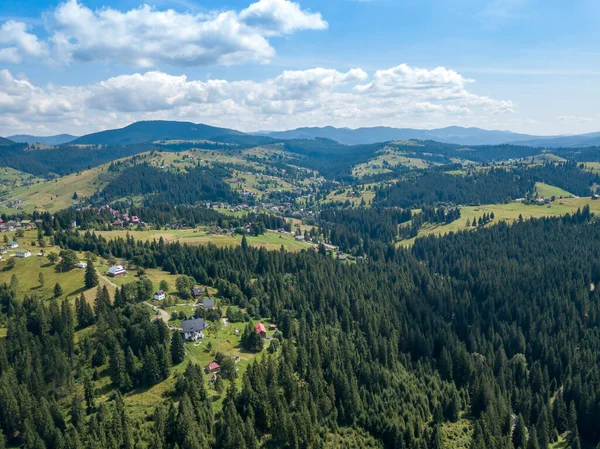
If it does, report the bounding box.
[71,120,245,145]
[258,126,545,146]
[8,134,78,145]
[10,121,600,148]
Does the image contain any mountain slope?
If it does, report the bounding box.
[72,120,245,145]
[8,134,78,145]
[0,136,15,146]
[260,126,542,145]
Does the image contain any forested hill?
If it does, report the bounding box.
[0,137,15,146]
[71,121,246,145]
[375,163,599,207]
[0,209,588,448]
[96,163,238,205]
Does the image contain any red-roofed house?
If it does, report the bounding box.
[204,362,220,373]
[255,323,267,337]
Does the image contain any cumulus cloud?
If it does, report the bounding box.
[0,0,327,67]
[0,64,515,135]
[239,0,327,36]
[0,21,48,63]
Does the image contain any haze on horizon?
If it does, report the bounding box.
[1,0,599,137]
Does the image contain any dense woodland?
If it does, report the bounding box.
[0,208,595,448]
[96,164,239,206]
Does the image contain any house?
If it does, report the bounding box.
[76,261,88,268]
[7,241,18,249]
[192,287,203,298]
[153,290,166,301]
[202,299,216,309]
[269,324,277,330]
[113,219,124,227]
[255,323,267,337]
[15,250,32,258]
[131,216,140,224]
[181,317,206,341]
[204,362,220,373]
[295,235,305,241]
[210,373,218,382]
[107,265,127,277]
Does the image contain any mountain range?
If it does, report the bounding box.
[258,126,600,147]
[4,121,600,148]
[8,134,78,145]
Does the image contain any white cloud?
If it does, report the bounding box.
[0,0,327,68]
[0,21,48,63]
[239,0,327,36]
[0,64,515,135]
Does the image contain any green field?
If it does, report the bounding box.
[325,185,378,206]
[352,149,432,177]
[95,228,312,252]
[400,197,600,245]
[534,182,574,198]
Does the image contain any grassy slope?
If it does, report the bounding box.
[95,228,312,252]
[535,182,574,198]
[400,197,600,246]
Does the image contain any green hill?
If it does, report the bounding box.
[71,120,245,145]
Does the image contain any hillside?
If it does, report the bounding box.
[8,134,78,145]
[71,120,245,145]
[0,136,15,146]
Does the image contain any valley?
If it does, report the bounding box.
[2,121,600,449]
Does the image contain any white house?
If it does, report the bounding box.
[153,290,166,301]
[181,318,207,341]
[107,265,127,277]
[76,261,88,268]
[295,235,305,241]
[7,241,18,249]
[15,250,32,258]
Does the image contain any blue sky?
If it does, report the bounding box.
[1,0,599,136]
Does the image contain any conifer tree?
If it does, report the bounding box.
[170,332,185,365]
[84,261,99,289]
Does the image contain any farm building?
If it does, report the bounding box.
[7,241,18,249]
[255,323,267,337]
[15,250,32,258]
[76,262,87,268]
[107,265,127,277]
[204,362,220,374]
[202,299,216,309]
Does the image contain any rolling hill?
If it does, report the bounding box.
[8,134,78,145]
[71,120,245,145]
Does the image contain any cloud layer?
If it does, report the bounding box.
[0,64,515,135]
[0,0,327,67]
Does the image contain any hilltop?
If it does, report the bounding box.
[71,120,246,145]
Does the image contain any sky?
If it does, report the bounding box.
[1,0,599,137]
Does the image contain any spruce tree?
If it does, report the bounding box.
[170,332,185,365]
[85,261,99,289]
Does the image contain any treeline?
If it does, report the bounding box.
[96,163,238,206]
[318,207,412,254]
[376,163,598,207]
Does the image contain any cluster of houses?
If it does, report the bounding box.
[97,204,144,228]
[0,218,38,233]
